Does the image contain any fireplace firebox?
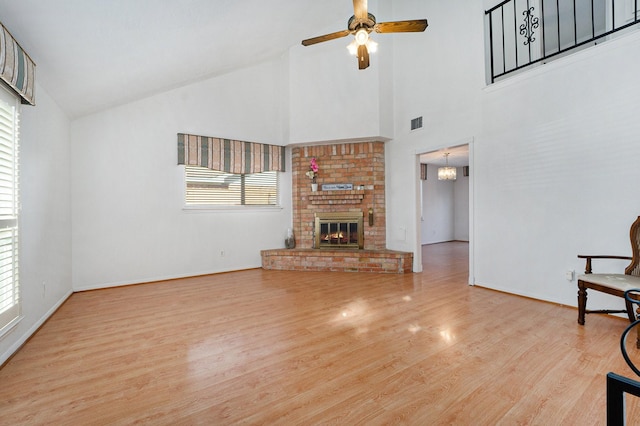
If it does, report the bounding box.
[314,212,364,249]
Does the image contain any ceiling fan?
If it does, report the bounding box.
[301,0,428,70]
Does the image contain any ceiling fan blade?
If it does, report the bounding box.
[375,19,428,34]
[357,44,370,70]
[353,0,368,21]
[301,30,351,46]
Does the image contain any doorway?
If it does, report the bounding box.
[415,141,474,285]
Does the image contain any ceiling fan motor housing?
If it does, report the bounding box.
[348,13,376,33]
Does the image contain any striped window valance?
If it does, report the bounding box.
[0,23,35,106]
[177,133,286,174]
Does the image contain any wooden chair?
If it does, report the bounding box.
[577,216,640,326]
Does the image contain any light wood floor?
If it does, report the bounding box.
[2,242,639,424]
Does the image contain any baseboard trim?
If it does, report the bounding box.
[72,267,260,292]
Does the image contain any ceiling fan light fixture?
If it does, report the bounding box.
[366,38,378,53]
[348,38,376,56]
[347,39,358,56]
[354,28,369,45]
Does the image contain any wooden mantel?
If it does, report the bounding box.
[308,190,365,205]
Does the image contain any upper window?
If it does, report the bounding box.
[0,84,20,335]
[185,166,278,206]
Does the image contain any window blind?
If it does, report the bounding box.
[0,84,19,333]
[185,166,278,206]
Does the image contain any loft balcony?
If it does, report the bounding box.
[485,0,640,83]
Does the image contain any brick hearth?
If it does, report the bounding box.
[261,249,413,274]
[261,141,413,274]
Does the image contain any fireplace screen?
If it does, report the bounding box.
[314,212,364,249]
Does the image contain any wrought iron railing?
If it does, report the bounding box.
[486,0,640,82]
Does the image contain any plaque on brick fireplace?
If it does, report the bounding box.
[314,212,364,249]
[321,183,353,191]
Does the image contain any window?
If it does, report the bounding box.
[0,84,20,334]
[185,166,278,206]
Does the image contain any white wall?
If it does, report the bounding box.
[420,166,469,244]
[421,170,454,244]
[0,84,72,365]
[453,170,469,241]
[386,0,640,311]
[70,59,293,290]
[386,0,484,261]
[288,42,389,144]
[475,32,640,305]
[287,0,394,144]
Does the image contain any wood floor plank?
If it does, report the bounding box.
[1,242,640,424]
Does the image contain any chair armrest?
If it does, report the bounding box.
[577,254,633,274]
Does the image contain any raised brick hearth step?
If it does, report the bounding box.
[261,248,413,274]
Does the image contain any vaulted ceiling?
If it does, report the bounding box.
[0,0,358,118]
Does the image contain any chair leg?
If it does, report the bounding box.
[632,304,640,349]
[578,283,587,325]
[626,299,636,323]
[623,298,640,349]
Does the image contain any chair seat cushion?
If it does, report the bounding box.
[578,274,640,292]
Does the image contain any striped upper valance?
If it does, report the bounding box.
[177,133,286,174]
[0,23,35,105]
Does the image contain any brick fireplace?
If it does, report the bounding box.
[260,141,412,273]
[293,142,385,250]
